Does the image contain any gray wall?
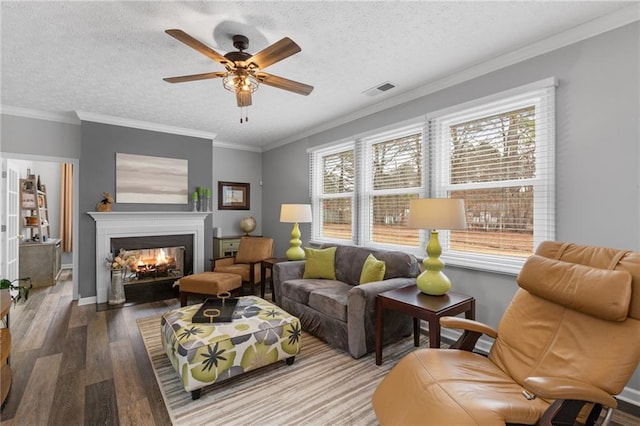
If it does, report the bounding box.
[212,146,263,238]
[78,122,214,299]
[262,138,312,255]
[1,114,81,159]
[262,22,640,395]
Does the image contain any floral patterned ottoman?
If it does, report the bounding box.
[161,295,302,399]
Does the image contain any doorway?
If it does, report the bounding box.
[2,154,79,300]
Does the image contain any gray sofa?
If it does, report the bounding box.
[273,244,420,358]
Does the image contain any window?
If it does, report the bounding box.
[361,126,424,248]
[429,79,555,273]
[310,143,355,243]
[310,121,425,249]
[310,79,554,274]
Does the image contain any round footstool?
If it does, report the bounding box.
[177,271,242,306]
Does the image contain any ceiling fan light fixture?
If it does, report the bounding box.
[164,30,313,123]
[222,71,259,94]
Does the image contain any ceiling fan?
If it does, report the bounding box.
[163,29,314,122]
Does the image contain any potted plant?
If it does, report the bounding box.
[0,277,32,305]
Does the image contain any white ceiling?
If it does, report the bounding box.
[1,1,637,150]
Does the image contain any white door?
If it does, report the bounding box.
[3,160,20,281]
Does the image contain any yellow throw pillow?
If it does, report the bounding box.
[303,247,337,280]
[359,254,386,284]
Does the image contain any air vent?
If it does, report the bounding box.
[363,81,397,97]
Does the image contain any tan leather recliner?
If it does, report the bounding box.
[212,236,274,296]
[372,241,640,425]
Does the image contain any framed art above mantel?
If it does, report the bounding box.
[218,181,250,210]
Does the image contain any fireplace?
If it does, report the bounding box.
[110,234,193,304]
[89,212,209,304]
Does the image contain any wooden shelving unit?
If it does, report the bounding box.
[19,177,50,243]
[18,176,60,288]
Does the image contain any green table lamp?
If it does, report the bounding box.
[280,204,313,260]
[408,198,467,296]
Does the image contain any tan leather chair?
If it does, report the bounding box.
[212,236,274,297]
[372,241,640,426]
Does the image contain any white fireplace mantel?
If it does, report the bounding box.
[88,211,209,304]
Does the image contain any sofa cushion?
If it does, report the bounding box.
[326,244,419,285]
[280,278,345,305]
[360,254,386,284]
[308,284,351,322]
[303,246,337,280]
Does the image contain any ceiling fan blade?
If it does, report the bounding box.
[236,91,252,107]
[163,71,226,83]
[257,72,314,96]
[165,29,229,65]
[248,37,301,69]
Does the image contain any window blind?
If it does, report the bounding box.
[309,143,355,243]
[429,81,555,273]
[360,124,425,248]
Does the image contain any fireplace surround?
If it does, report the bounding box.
[89,211,209,304]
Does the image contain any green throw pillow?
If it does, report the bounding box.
[359,254,386,284]
[303,247,337,280]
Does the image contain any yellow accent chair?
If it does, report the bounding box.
[372,241,640,425]
[212,236,274,297]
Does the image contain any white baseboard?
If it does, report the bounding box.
[77,296,96,306]
[61,263,73,270]
[618,386,640,407]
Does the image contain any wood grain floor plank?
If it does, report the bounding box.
[16,292,59,352]
[110,339,146,404]
[0,348,39,420]
[85,310,113,386]
[119,397,156,426]
[39,294,74,356]
[8,289,46,339]
[59,325,87,376]
[84,379,118,426]
[68,301,90,329]
[12,353,62,425]
[122,307,172,426]
[106,306,129,343]
[47,369,86,425]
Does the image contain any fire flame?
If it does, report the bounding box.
[156,248,167,265]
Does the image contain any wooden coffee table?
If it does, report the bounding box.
[375,285,475,365]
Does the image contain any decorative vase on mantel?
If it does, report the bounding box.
[109,269,126,305]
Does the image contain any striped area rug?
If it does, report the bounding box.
[137,315,427,426]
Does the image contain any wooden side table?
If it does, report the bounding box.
[260,258,289,302]
[375,285,475,365]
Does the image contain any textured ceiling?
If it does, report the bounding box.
[1,1,636,150]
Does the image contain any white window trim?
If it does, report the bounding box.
[309,141,356,245]
[359,121,426,250]
[428,78,556,274]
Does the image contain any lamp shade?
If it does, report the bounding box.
[408,199,467,230]
[280,204,312,223]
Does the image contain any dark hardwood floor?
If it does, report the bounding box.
[0,270,176,425]
[1,271,639,425]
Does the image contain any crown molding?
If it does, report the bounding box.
[75,111,218,141]
[1,105,80,125]
[265,3,640,151]
[211,139,262,153]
